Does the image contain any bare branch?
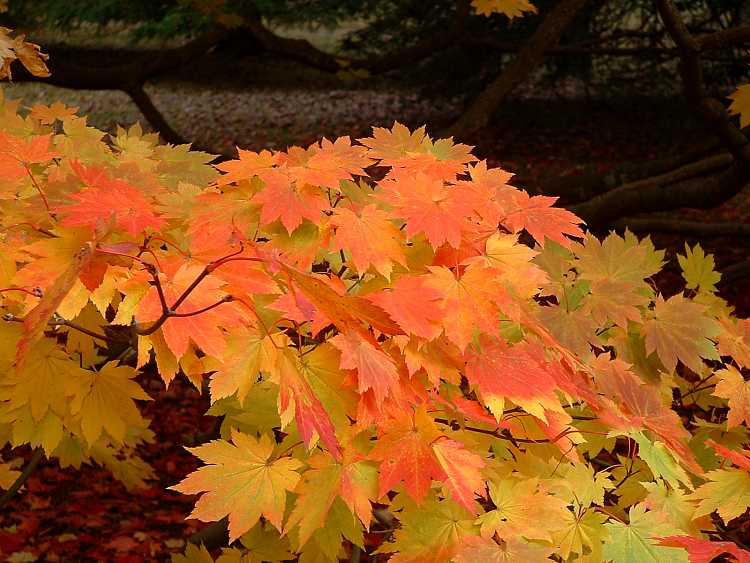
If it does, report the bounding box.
[444,0,590,140]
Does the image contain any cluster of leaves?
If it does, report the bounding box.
[0,87,749,562]
[0,26,49,81]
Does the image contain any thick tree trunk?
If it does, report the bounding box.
[443,0,590,140]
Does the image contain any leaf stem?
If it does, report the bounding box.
[23,164,51,216]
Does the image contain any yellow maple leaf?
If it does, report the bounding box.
[728,84,750,128]
[69,361,152,446]
[171,431,303,542]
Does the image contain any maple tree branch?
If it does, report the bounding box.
[0,287,42,298]
[144,263,170,315]
[3,313,115,343]
[444,0,590,139]
[168,295,234,318]
[695,25,750,50]
[432,417,551,444]
[656,0,750,166]
[124,84,192,148]
[0,448,44,511]
[50,318,114,343]
[136,246,259,336]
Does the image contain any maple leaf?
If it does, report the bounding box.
[16,240,95,369]
[431,437,486,513]
[581,278,648,328]
[367,275,445,340]
[186,186,260,253]
[28,101,79,125]
[690,468,750,524]
[284,136,371,189]
[642,294,721,374]
[368,408,444,503]
[214,148,280,187]
[279,265,402,338]
[677,243,722,293]
[0,132,57,181]
[658,535,750,563]
[717,317,750,369]
[171,430,302,541]
[55,162,165,236]
[209,325,280,404]
[377,173,480,249]
[627,431,693,491]
[496,188,584,248]
[330,331,400,406]
[376,493,476,563]
[712,366,750,428]
[471,0,538,19]
[253,171,329,233]
[604,505,689,561]
[729,84,750,128]
[358,122,428,162]
[0,27,49,79]
[285,452,378,546]
[69,361,152,446]
[478,477,569,542]
[276,347,341,460]
[6,336,87,423]
[466,336,563,421]
[136,263,245,360]
[552,508,609,561]
[590,355,699,473]
[705,439,750,471]
[454,535,554,563]
[330,204,407,279]
[573,229,666,286]
[425,264,511,351]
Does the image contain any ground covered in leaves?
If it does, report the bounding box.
[1,69,749,560]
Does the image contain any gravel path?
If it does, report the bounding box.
[1,80,462,154]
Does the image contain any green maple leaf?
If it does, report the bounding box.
[603,503,688,562]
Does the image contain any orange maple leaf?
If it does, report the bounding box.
[253,171,330,233]
[378,173,482,249]
[496,188,585,248]
[466,336,563,421]
[330,204,407,279]
[16,241,94,369]
[330,331,400,406]
[56,162,165,236]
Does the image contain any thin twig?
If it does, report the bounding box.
[0,448,44,510]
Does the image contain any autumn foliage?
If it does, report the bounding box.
[0,85,749,562]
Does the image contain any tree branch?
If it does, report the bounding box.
[443,0,590,140]
[696,25,750,50]
[613,218,750,239]
[656,0,750,166]
[572,162,749,228]
[124,84,193,148]
[0,448,44,511]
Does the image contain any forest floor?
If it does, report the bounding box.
[1,54,749,561]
